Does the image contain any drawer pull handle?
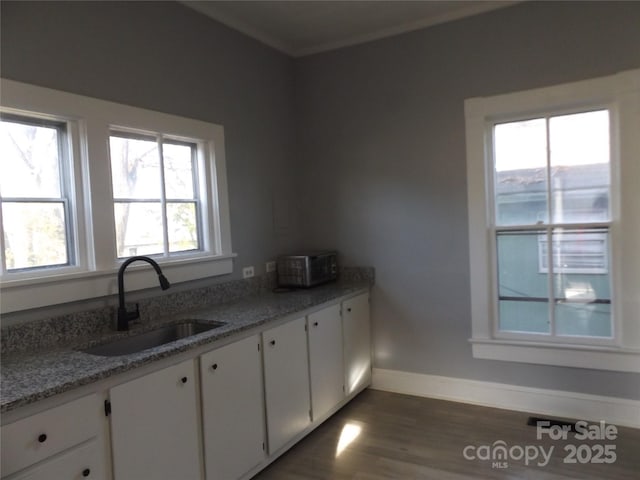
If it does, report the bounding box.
[82,468,91,477]
[181,377,188,384]
[38,433,47,443]
[212,363,218,370]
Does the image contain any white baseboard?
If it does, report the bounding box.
[371,368,640,429]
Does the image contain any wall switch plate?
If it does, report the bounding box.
[242,266,255,279]
[266,261,276,273]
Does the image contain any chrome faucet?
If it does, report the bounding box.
[117,256,171,331]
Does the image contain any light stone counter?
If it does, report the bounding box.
[1,271,372,414]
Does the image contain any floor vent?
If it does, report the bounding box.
[527,416,576,432]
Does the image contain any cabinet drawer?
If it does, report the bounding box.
[1,394,100,477]
[4,439,102,480]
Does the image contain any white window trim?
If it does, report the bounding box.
[0,79,235,313]
[465,69,640,373]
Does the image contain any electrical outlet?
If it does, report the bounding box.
[266,261,276,273]
[242,266,255,279]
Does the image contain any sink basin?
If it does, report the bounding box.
[82,320,226,357]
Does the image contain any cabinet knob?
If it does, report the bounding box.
[82,468,91,477]
[212,363,218,370]
[38,433,47,443]
[347,308,352,312]
[313,321,319,327]
[181,376,188,384]
[269,340,276,347]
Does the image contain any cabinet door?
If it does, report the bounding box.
[308,304,344,421]
[343,293,371,396]
[109,359,201,480]
[262,317,310,454]
[200,335,265,480]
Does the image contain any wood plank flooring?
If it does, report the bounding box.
[252,389,640,479]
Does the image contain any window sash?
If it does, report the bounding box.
[0,114,76,274]
[109,131,202,258]
[1,198,74,272]
[493,226,614,341]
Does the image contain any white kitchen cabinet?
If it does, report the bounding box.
[200,334,265,480]
[307,304,345,421]
[2,289,371,480]
[0,394,106,480]
[342,293,371,396]
[262,316,311,454]
[109,359,201,480]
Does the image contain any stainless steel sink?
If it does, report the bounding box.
[82,320,226,357]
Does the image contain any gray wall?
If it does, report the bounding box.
[1,0,300,287]
[295,1,640,399]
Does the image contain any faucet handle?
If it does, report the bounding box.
[116,303,141,331]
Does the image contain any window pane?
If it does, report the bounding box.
[550,110,610,223]
[499,300,549,334]
[2,202,68,270]
[497,231,548,299]
[163,142,195,198]
[497,231,550,333]
[167,203,199,252]
[110,134,161,199]
[114,202,163,257]
[555,303,611,337]
[0,119,62,198]
[552,228,611,337]
[494,119,548,226]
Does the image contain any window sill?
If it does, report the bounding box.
[470,338,640,373]
[0,254,236,314]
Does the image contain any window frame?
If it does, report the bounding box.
[489,107,614,345]
[464,69,640,373]
[0,113,76,272]
[0,109,88,280]
[0,79,234,313]
[108,129,204,258]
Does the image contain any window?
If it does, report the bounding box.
[0,79,234,313]
[109,132,202,258]
[465,69,640,372]
[0,114,76,273]
[493,110,612,338]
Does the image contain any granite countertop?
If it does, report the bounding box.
[1,281,369,414]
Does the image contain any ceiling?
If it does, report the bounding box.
[181,1,519,57]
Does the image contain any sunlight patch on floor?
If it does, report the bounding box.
[335,422,362,457]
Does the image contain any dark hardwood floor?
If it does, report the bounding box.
[253,389,640,479]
